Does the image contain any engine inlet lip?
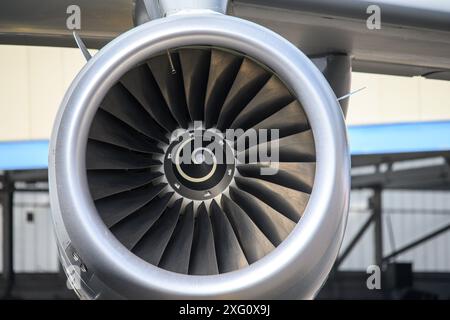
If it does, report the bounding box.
[50,13,350,299]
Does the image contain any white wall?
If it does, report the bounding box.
[1,45,450,142]
[12,192,59,273]
[0,45,90,141]
[348,72,450,125]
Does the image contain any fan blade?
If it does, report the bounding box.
[147,52,190,128]
[204,49,242,128]
[95,183,167,228]
[133,198,183,265]
[241,130,316,163]
[120,64,178,132]
[252,101,309,138]
[230,76,294,131]
[159,202,195,274]
[210,200,248,273]
[234,176,308,222]
[221,195,274,263]
[189,202,219,275]
[101,82,168,143]
[229,187,295,246]
[216,58,270,130]
[179,48,210,121]
[88,170,163,200]
[110,193,173,249]
[89,108,163,154]
[86,140,161,170]
[237,162,315,194]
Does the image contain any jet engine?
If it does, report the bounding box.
[49,0,350,299]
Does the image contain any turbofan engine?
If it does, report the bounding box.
[49,0,350,299]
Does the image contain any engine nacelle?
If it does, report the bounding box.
[49,1,350,299]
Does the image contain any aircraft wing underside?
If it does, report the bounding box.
[1,0,449,79]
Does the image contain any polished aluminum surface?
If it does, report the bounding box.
[49,13,350,299]
[150,0,228,17]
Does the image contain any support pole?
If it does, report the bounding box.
[311,54,352,116]
[134,0,229,25]
[372,187,383,269]
[1,173,14,299]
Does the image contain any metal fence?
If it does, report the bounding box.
[340,189,450,271]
